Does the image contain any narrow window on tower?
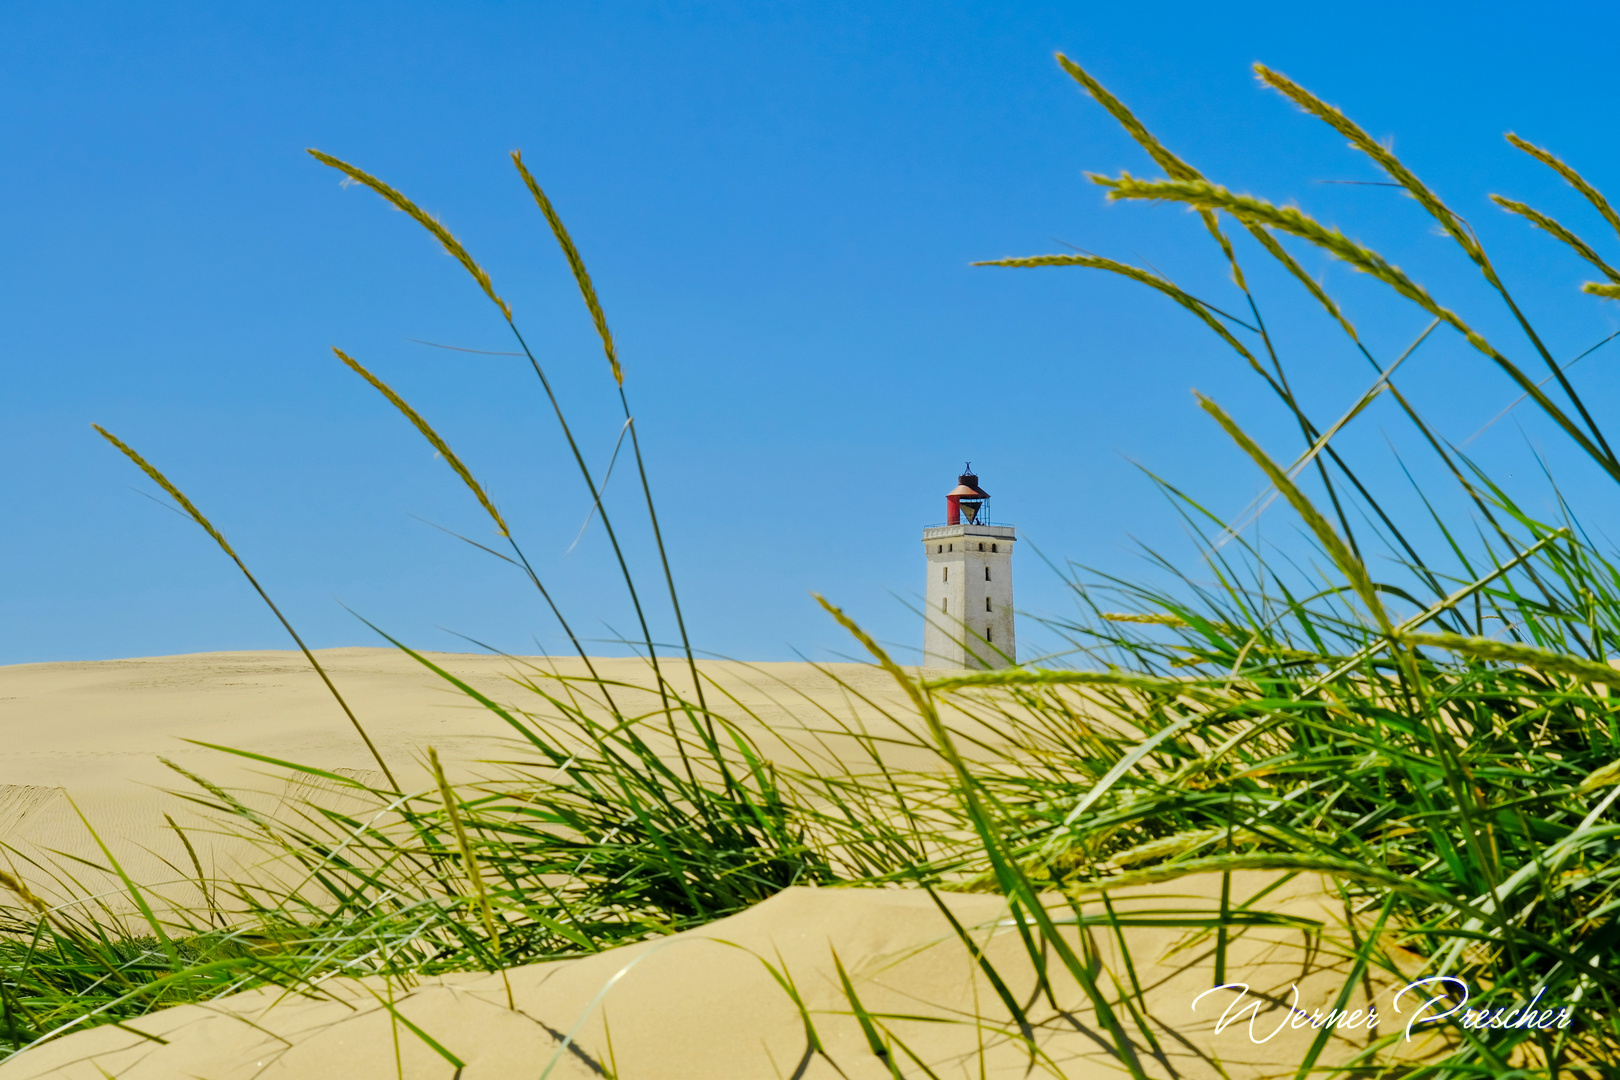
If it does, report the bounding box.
[992,543,997,553]
[979,543,984,551]
[985,597,991,611]
[986,626,993,642]
[936,544,942,553]
[984,567,991,581]
[943,567,948,582]
[942,598,947,613]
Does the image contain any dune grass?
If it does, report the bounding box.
[6,54,1620,1077]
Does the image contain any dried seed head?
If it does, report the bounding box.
[0,868,49,914]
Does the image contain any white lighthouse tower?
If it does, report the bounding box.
[923,465,1015,669]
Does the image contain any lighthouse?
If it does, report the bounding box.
[923,465,1015,669]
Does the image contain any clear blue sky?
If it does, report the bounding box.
[4,1,1618,665]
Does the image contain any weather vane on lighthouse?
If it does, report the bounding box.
[923,463,1015,669]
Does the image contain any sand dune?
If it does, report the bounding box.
[0,649,921,913]
[1,650,1449,1077]
[0,648,915,794]
[0,873,1449,1079]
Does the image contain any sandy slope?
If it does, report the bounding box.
[0,649,919,911]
